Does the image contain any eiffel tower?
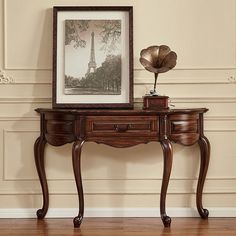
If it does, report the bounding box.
[86,32,97,75]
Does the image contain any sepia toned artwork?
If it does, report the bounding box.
[53,6,133,109]
[64,20,122,95]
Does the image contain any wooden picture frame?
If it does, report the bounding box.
[52,6,133,109]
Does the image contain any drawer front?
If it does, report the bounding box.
[45,118,75,146]
[168,114,200,146]
[46,120,73,134]
[86,116,159,137]
[171,120,198,134]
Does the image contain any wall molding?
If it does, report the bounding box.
[4,75,236,85]
[0,207,236,218]
[134,76,236,85]
[1,68,236,85]
[134,97,236,104]
[0,117,39,121]
[0,97,51,104]
[4,177,236,182]
[135,67,236,71]
[0,70,14,84]
[0,97,236,104]
[1,178,236,194]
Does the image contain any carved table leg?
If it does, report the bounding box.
[34,137,48,219]
[72,140,85,228]
[197,136,210,219]
[160,139,173,227]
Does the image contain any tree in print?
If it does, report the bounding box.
[65,20,90,48]
[65,20,121,52]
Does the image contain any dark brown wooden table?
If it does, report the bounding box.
[34,108,210,228]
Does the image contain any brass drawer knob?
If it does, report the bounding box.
[114,124,129,132]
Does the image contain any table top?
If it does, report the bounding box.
[35,108,208,116]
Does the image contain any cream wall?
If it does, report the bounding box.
[0,0,236,216]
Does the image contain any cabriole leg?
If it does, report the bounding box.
[197,136,210,218]
[34,137,48,219]
[160,139,173,227]
[72,140,85,228]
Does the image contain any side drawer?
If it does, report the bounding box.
[171,120,198,134]
[46,120,74,134]
[86,116,159,137]
[44,114,76,146]
[168,114,200,146]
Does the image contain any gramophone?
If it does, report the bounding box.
[139,45,177,110]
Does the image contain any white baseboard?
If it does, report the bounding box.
[0,208,235,218]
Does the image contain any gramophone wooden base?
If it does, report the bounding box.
[143,95,169,110]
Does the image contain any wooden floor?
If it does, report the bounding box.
[0,218,235,236]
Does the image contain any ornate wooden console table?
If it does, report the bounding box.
[34,108,210,228]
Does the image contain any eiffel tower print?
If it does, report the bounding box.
[64,19,122,95]
[86,32,97,76]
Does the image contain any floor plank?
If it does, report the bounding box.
[0,218,235,236]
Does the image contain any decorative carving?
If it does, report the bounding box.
[0,70,14,84]
[228,76,236,83]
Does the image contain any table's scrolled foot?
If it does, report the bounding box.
[161,214,171,227]
[73,215,83,228]
[199,208,209,219]
[36,208,46,219]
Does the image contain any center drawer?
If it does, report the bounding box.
[86,116,159,137]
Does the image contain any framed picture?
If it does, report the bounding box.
[53,6,133,109]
